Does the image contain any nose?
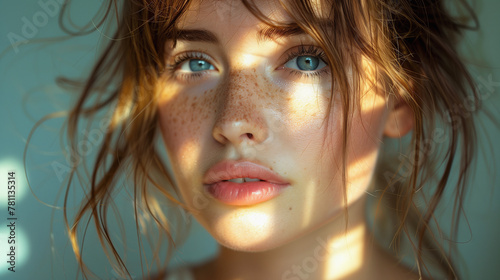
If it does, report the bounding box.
[212,71,269,146]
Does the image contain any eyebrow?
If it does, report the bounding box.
[175,29,219,43]
[256,25,306,43]
[174,24,307,44]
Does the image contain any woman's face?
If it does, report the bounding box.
[158,0,393,251]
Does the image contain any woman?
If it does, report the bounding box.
[57,0,484,279]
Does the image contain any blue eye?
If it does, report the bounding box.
[179,59,215,72]
[285,55,326,71]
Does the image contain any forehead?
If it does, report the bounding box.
[177,0,291,29]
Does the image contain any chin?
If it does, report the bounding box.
[214,232,294,253]
[197,209,299,253]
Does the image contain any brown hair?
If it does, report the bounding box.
[56,0,479,279]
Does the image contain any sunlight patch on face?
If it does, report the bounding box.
[240,53,259,68]
[358,56,387,115]
[347,148,379,182]
[287,82,325,128]
[231,41,278,70]
[157,78,182,104]
[215,210,274,248]
[345,148,380,202]
[177,139,201,180]
[348,96,386,183]
[359,89,387,116]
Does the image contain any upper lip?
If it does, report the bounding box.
[203,160,290,185]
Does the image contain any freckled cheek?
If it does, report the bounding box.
[279,88,344,185]
[157,90,215,158]
[282,85,334,135]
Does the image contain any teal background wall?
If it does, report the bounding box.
[0,0,499,279]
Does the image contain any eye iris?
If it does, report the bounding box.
[189,59,211,71]
[296,56,319,71]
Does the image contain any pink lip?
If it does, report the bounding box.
[203,160,290,206]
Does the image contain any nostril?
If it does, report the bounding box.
[245,133,254,140]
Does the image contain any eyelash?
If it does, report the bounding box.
[167,45,329,81]
[166,52,213,82]
[281,45,329,79]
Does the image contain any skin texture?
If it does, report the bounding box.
[157,0,414,279]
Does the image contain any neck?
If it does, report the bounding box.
[201,197,397,280]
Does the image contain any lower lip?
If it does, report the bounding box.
[205,181,289,206]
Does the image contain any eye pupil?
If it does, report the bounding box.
[189,59,211,71]
[296,56,319,71]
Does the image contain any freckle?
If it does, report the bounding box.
[289,207,292,210]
